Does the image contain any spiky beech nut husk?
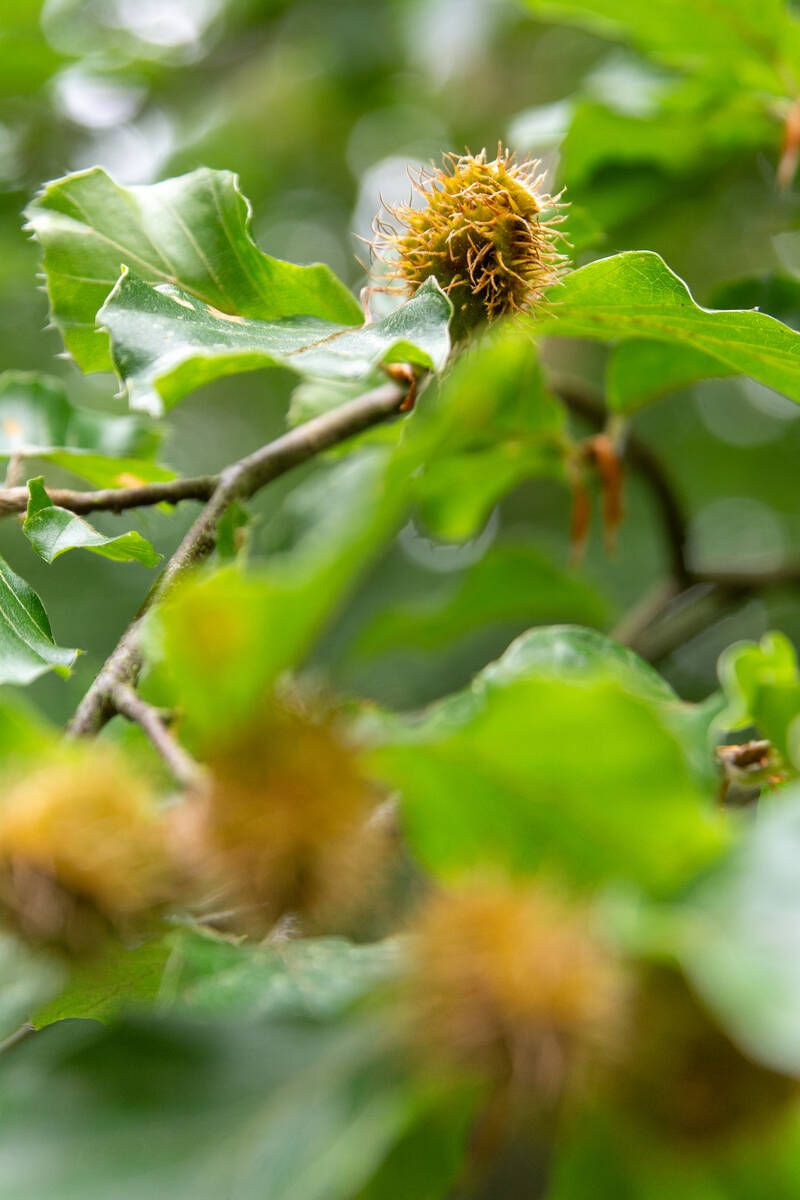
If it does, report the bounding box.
[182,696,390,935]
[373,145,567,341]
[406,879,626,1103]
[0,745,173,955]
[619,967,798,1144]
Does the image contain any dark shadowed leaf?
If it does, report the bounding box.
[0,1013,414,1200]
[366,627,725,895]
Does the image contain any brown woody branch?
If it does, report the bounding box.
[110,683,206,790]
[67,380,407,740]
[0,475,218,516]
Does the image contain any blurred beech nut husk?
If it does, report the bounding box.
[173,694,392,936]
[372,145,568,342]
[405,879,627,1106]
[0,745,174,956]
[618,966,799,1145]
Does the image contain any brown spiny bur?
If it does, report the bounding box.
[180,696,390,935]
[0,745,173,955]
[372,146,568,341]
[618,967,798,1145]
[406,879,626,1105]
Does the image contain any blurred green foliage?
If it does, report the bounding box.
[4,2,800,1198]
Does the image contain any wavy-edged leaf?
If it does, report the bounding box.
[33,929,404,1029]
[99,270,451,415]
[23,476,160,566]
[0,554,78,684]
[717,630,800,767]
[0,371,174,488]
[366,626,726,895]
[33,939,172,1029]
[161,931,404,1022]
[540,252,800,404]
[25,166,365,373]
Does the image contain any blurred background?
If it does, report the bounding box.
[3,0,800,724]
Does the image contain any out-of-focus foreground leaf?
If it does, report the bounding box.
[33,930,403,1028]
[366,626,726,896]
[145,448,414,741]
[0,1013,417,1200]
[679,783,800,1078]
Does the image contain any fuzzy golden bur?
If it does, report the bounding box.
[175,696,390,935]
[373,145,567,342]
[0,745,173,955]
[406,880,626,1102]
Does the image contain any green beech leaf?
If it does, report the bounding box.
[539,252,800,404]
[25,166,365,373]
[366,626,726,895]
[98,270,451,415]
[520,0,797,92]
[23,476,161,566]
[33,930,402,1029]
[679,783,800,1077]
[0,554,78,684]
[0,371,174,488]
[717,631,800,766]
[160,931,404,1022]
[33,939,173,1028]
[606,339,734,413]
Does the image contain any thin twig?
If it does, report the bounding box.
[0,1023,34,1055]
[0,474,218,516]
[4,452,25,490]
[111,682,206,790]
[68,380,407,738]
